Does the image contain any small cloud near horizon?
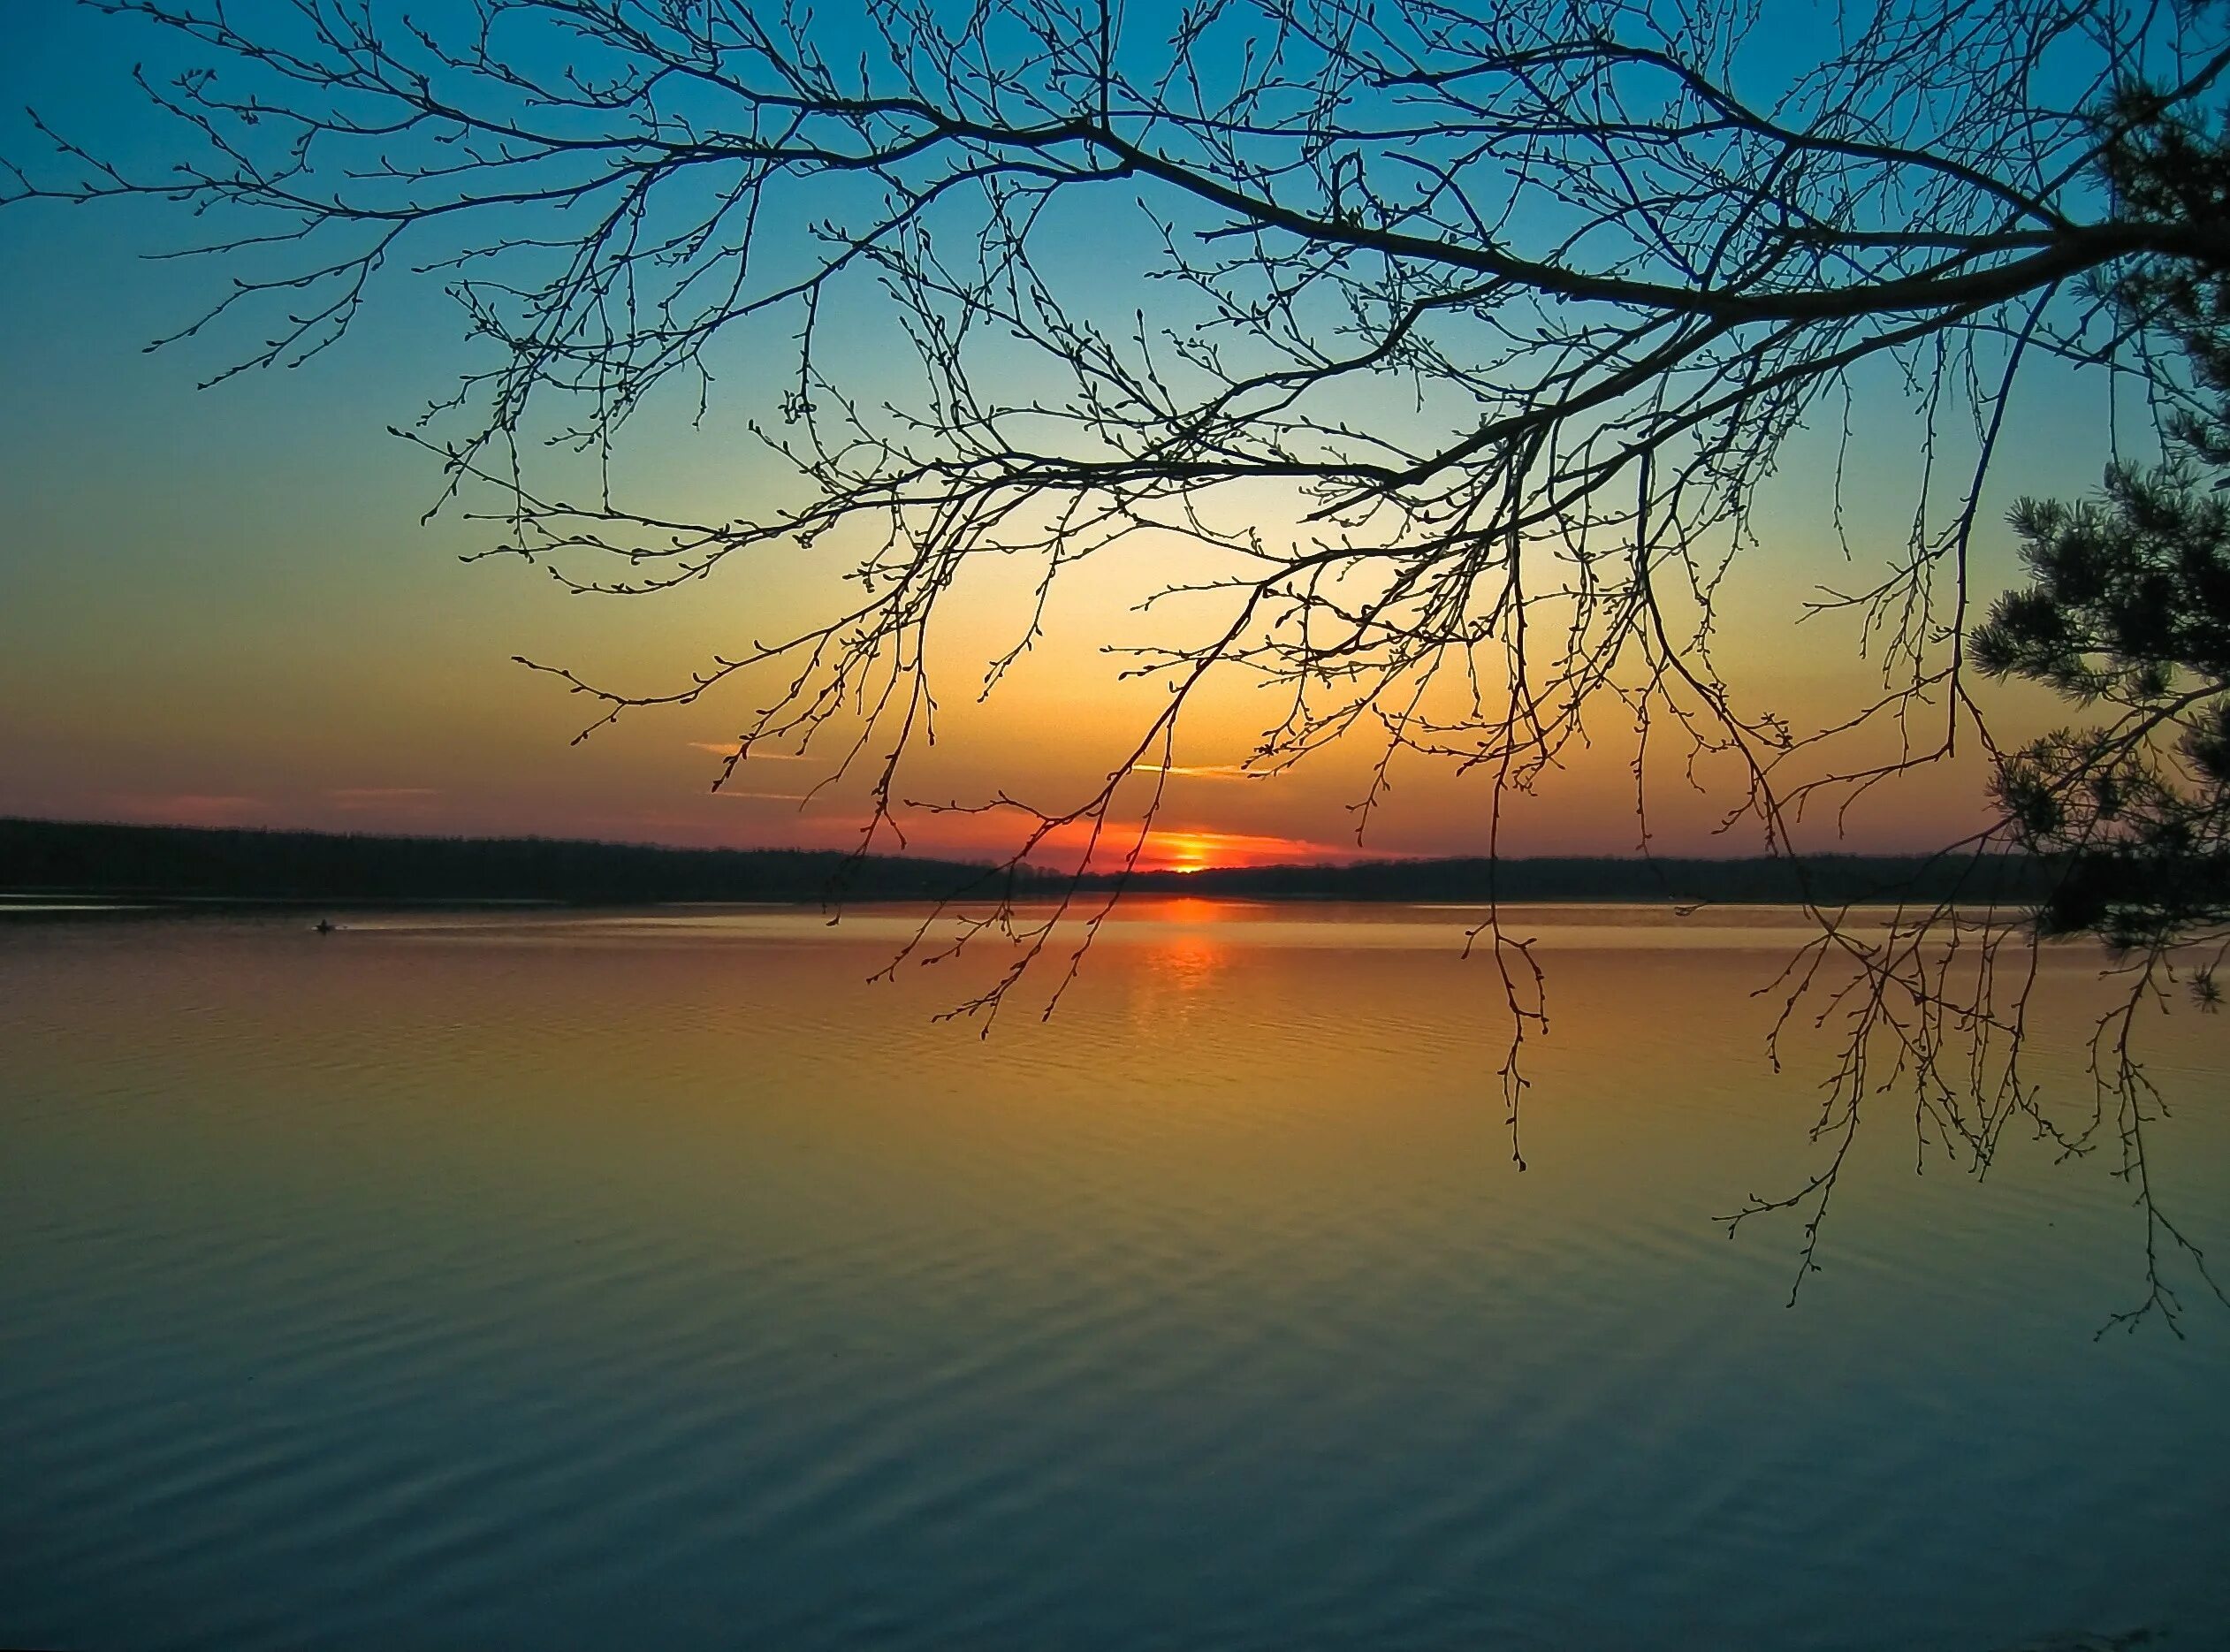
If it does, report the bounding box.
[687,741,815,760]
[1129,762,1266,781]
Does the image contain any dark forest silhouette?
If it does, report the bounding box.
[0,818,1032,907]
[3,816,2054,910]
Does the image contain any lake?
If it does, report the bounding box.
[3,902,2225,1650]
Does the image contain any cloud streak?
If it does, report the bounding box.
[1129,762,1266,781]
[688,742,816,761]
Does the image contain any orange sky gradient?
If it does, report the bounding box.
[0,7,2117,874]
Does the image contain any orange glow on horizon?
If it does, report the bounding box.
[1157,832,1217,873]
[1126,827,1359,872]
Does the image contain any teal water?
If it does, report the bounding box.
[2,903,2226,1650]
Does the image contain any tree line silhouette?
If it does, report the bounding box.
[0,818,1039,908]
[1,816,2054,912]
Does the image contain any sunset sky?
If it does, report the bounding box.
[0,3,2129,872]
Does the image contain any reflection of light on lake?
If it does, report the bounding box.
[1149,929,1224,993]
[1153,895,1222,926]
[1138,898,1229,1010]
[4,907,2226,1651]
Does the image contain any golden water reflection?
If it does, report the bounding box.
[0,903,2224,1652]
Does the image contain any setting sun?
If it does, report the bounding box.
[1158,833,1214,873]
[1131,828,1348,873]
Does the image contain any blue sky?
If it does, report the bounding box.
[0,0,2158,862]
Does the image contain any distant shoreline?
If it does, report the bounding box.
[0,816,2055,916]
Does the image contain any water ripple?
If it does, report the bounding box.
[2,908,2224,1651]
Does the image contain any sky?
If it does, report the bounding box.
[0,0,2138,872]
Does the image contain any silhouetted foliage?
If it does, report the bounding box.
[1975,466,2230,963]
[1969,103,2230,996]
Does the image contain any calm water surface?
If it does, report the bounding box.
[3,902,2226,1651]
